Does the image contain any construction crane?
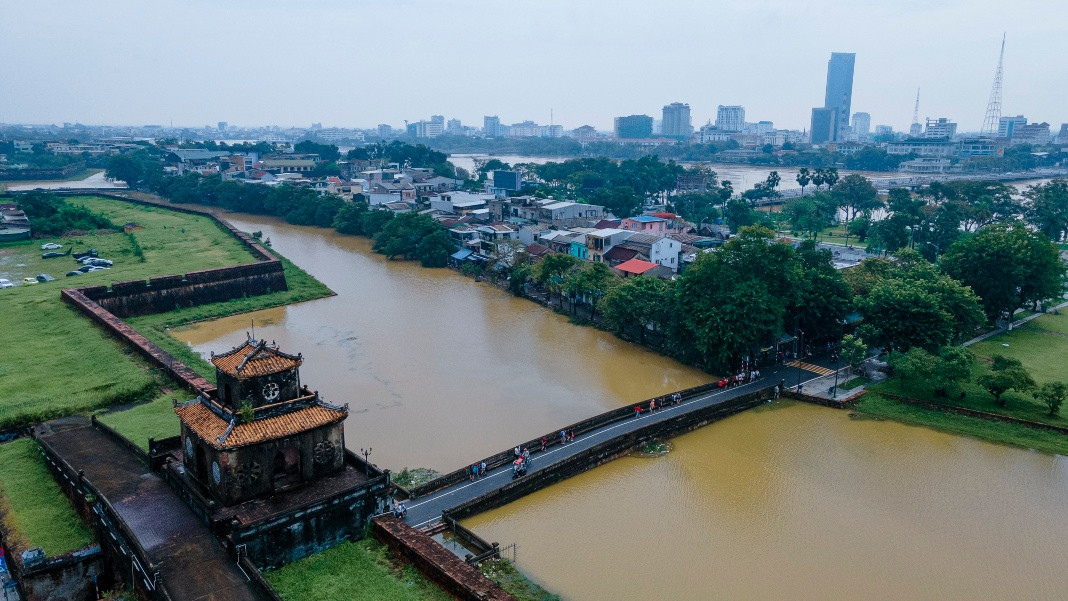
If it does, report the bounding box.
[980,33,1006,138]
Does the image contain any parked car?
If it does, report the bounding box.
[84,258,113,267]
[72,249,98,260]
[66,271,82,277]
[40,242,62,250]
[0,278,13,289]
[85,266,108,272]
[36,274,55,283]
[22,277,38,285]
[42,250,70,259]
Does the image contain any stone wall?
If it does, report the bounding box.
[77,260,287,318]
[61,288,214,394]
[372,516,516,601]
[14,546,105,601]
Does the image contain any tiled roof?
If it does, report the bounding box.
[615,258,659,274]
[176,401,346,449]
[523,243,551,256]
[603,246,641,262]
[211,340,302,379]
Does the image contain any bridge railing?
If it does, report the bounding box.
[442,388,772,521]
[405,381,721,498]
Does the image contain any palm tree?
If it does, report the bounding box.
[796,168,812,196]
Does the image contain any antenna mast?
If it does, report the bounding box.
[912,88,920,127]
[980,33,1006,137]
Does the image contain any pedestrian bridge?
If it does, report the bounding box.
[401,360,836,531]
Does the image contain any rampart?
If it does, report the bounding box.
[372,516,516,601]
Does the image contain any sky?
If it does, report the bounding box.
[1,0,1066,133]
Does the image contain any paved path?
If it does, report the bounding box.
[403,360,833,530]
[963,300,1068,346]
[36,416,266,601]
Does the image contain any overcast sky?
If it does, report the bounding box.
[2,0,1066,133]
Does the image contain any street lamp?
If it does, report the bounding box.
[795,329,804,392]
[360,447,372,476]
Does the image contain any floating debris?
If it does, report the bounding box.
[632,440,673,458]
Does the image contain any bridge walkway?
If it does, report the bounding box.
[404,360,832,530]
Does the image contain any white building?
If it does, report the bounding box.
[851,112,871,139]
[924,117,957,139]
[998,115,1027,139]
[715,105,745,132]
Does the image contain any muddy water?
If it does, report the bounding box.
[466,402,1068,600]
[173,214,1068,600]
[171,215,709,471]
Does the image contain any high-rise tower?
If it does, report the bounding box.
[811,52,855,143]
[980,34,1006,138]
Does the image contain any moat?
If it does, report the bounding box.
[175,214,1068,600]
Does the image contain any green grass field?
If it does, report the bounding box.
[96,391,186,451]
[861,311,1068,454]
[266,539,452,601]
[0,439,94,556]
[0,194,330,430]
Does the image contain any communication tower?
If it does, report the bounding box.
[980,33,1006,138]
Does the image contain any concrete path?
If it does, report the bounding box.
[36,416,267,601]
[403,360,833,530]
[963,300,1068,347]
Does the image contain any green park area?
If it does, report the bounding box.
[0,194,331,433]
[858,310,1068,455]
[0,438,94,557]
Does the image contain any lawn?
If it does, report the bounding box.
[861,311,1068,453]
[265,539,452,601]
[855,393,1068,456]
[0,194,330,430]
[96,391,186,451]
[0,438,94,556]
[479,558,560,601]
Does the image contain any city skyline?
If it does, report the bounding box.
[1,1,1066,132]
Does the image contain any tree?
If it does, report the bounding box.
[416,229,456,268]
[1024,179,1068,242]
[830,174,882,227]
[564,262,619,319]
[590,185,643,218]
[940,222,1067,322]
[600,276,672,344]
[790,240,853,341]
[332,201,370,235]
[360,210,394,236]
[979,355,1036,407]
[532,253,579,303]
[372,212,439,260]
[1034,381,1068,416]
[890,346,972,397]
[106,154,143,186]
[795,168,812,196]
[839,334,868,370]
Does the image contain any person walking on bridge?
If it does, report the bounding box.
[541,436,547,452]
[649,399,656,413]
[635,405,642,418]
[560,430,567,445]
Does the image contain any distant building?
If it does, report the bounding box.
[909,123,923,137]
[483,116,501,137]
[1012,122,1051,146]
[492,170,522,192]
[875,124,893,137]
[217,121,228,132]
[446,119,463,135]
[377,124,393,138]
[810,107,837,144]
[998,115,1027,139]
[614,115,654,139]
[851,112,870,139]
[824,52,855,142]
[715,105,745,132]
[924,117,957,139]
[661,103,693,138]
[1056,123,1068,144]
[571,125,599,140]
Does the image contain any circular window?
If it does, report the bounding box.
[212,460,222,484]
[313,441,336,465]
[262,382,280,401]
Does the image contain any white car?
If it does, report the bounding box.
[40,242,62,250]
[0,278,13,289]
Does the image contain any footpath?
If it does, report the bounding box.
[35,416,266,601]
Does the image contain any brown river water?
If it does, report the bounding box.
[174,213,1068,600]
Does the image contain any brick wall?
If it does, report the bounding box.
[372,516,516,601]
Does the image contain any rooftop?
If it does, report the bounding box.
[615,258,659,275]
[626,216,667,223]
[176,401,346,450]
[210,339,302,379]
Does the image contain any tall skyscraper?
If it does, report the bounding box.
[851,112,870,139]
[715,105,745,132]
[483,115,501,137]
[661,102,692,138]
[998,115,1026,138]
[810,52,856,143]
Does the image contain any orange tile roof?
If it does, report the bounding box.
[615,258,658,274]
[176,402,346,449]
[211,340,302,379]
